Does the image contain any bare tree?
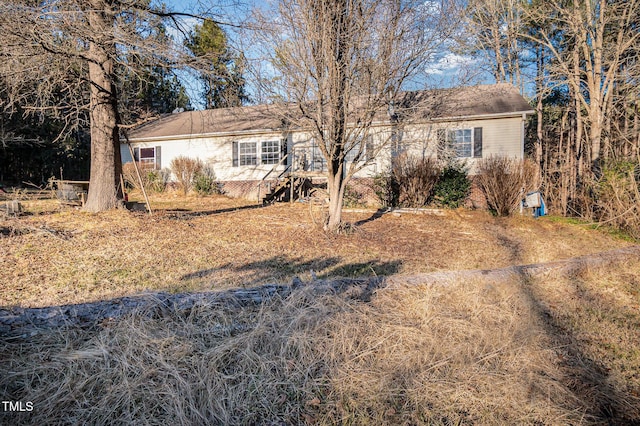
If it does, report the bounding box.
[465,0,525,89]
[521,0,640,172]
[253,0,453,231]
[0,0,221,211]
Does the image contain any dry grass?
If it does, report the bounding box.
[0,193,633,308]
[2,193,639,424]
[2,259,639,424]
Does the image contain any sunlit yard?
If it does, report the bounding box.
[1,194,639,424]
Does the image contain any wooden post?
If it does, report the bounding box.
[257,182,262,204]
[119,174,126,202]
[290,175,295,204]
[122,132,152,215]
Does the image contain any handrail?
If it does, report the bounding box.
[277,163,292,180]
[257,152,290,203]
[260,152,290,183]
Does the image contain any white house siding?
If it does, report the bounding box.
[479,116,524,158]
[123,114,527,201]
[288,129,382,179]
[122,132,290,183]
[386,115,526,175]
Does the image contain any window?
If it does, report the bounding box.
[310,141,326,172]
[345,145,360,162]
[449,129,473,158]
[233,140,283,167]
[133,146,161,169]
[239,142,257,166]
[261,140,280,165]
[437,127,483,159]
[345,135,374,163]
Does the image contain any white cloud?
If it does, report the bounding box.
[425,52,477,76]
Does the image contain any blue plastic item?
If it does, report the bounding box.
[533,196,546,218]
[523,191,547,218]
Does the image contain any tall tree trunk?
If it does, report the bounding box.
[572,47,585,181]
[326,165,346,232]
[623,95,629,158]
[631,105,640,161]
[603,91,613,160]
[493,25,506,82]
[84,2,122,212]
[535,46,544,181]
[559,110,568,215]
[588,108,603,173]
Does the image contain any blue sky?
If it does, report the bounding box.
[158,0,493,108]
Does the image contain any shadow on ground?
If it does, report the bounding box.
[517,265,640,424]
[157,203,265,220]
[180,255,402,286]
[353,208,388,226]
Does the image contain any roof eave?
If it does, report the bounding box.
[368,109,535,128]
[128,109,535,143]
[128,127,290,143]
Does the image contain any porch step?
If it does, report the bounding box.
[261,175,310,205]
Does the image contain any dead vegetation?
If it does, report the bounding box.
[1,255,639,424]
[1,194,639,424]
[0,193,634,309]
[476,157,538,216]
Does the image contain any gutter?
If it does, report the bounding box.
[128,110,536,144]
[128,128,290,143]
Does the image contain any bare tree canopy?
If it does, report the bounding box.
[0,0,224,211]
[253,0,455,231]
[461,0,640,230]
[521,0,640,170]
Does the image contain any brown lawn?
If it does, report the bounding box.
[2,193,640,424]
[0,192,633,308]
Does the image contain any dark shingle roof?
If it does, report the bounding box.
[129,83,532,141]
[394,83,533,120]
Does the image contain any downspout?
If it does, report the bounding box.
[520,112,527,215]
[521,112,527,160]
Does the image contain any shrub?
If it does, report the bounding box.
[122,163,168,193]
[170,156,203,196]
[391,154,441,208]
[476,156,537,216]
[193,165,221,196]
[147,168,170,193]
[433,163,471,208]
[594,160,640,239]
[372,172,399,208]
[343,184,366,208]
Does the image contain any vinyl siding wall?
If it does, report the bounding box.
[123,132,290,182]
[122,114,525,182]
[397,115,525,175]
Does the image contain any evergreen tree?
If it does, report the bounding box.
[186,20,248,109]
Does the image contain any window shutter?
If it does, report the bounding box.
[154,146,161,170]
[133,147,139,161]
[281,138,287,161]
[365,136,374,162]
[437,128,446,147]
[232,141,238,167]
[473,127,483,158]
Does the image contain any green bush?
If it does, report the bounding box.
[372,172,399,208]
[122,162,168,193]
[433,164,471,208]
[343,184,366,208]
[146,169,169,193]
[193,165,221,196]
